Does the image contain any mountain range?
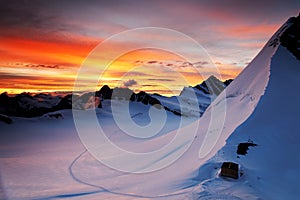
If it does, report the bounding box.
[0,76,232,119]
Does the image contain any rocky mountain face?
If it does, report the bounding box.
[0,92,72,118]
[280,13,300,60]
[173,76,233,116]
[192,75,231,96]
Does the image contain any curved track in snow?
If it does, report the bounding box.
[68,149,192,199]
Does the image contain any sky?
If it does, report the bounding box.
[0,0,299,96]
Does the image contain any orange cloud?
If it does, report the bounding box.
[0,33,98,66]
[0,73,75,94]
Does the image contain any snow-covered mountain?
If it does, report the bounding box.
[0,76,231,118]
[1,13,300,200]
[154,76,232,117]
[190,13,300,199]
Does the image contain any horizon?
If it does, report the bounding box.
[1,74,232,97]
[0,0,299,95]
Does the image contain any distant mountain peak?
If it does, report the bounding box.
[205,75,219,82]
[192,76,227,96]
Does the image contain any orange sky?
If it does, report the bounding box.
[0,28,245,96]
[0,0,297,96]
[0,30,98,94]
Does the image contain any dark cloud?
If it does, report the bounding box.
[0,0,298,40]
[0,72,43,80]
[135,59,210,69]
[0,0,88,39]
[0,72,75,89]
[1,0,299,29]
[123,79,138,87]
[181,62,193,68]
[25,64,60,69]
[0,0,40,27]
[147,78,174,82]
[0,0,60,30]
[147,60,158,64]
[200,0,300,22]
[193,61,209,65]
[142,84,156,87]
[0,72,70,81]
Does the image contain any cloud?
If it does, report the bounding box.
[123,79,138,87]
[147,60,158,64]
[25,64,60,69]
[193,61,209,67]
[147,78,174,82]
[0,72,76,92]
[135,59,210,69]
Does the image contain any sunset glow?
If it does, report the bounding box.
[0,1,298,95]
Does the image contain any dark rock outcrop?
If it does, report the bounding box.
[48,113,63,119]
[134,91,162,107]
[280,13,300,60]
[237,142,257,155]
[0,92,72,118]
[223,79,233,86]
[96,85,113,99]
[0,114,12,124]
[55,94,72,110]
[194,75,226,96]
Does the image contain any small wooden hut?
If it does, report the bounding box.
[220,162,239,179]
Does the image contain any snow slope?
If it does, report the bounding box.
[192,38,300,200]
[190,17,300,199]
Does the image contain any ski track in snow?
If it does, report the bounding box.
[32,191,102,200]
[65,149,244,200]
[65,149,190,200]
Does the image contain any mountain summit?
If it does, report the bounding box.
[279,13,300,59]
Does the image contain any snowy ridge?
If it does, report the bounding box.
[190,15,300,199]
